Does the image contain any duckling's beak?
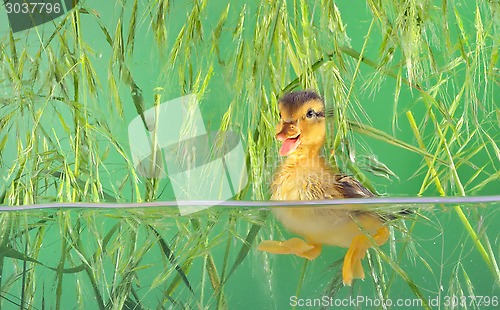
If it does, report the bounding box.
[276,122,301,156]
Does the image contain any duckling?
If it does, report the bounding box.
[258,90,390,286]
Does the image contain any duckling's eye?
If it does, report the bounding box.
[306,108,315,119]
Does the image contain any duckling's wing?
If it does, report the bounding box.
[328,174,375,199]
[328,174,411,221]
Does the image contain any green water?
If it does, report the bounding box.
[1,0,499,309]
[0,200,499,309]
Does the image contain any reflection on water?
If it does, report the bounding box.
[0,195,498,211]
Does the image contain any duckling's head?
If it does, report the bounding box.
[276,90,326,156]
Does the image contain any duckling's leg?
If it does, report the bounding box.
[342,226,390,286]
[258,238,322,260]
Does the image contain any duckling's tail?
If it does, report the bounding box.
[377,208,414,222]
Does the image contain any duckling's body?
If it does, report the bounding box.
[272,156,381,248]
[258,90,390,286]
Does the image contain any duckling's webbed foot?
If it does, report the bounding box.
[258,238,322,260]
[342,226,390,286]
